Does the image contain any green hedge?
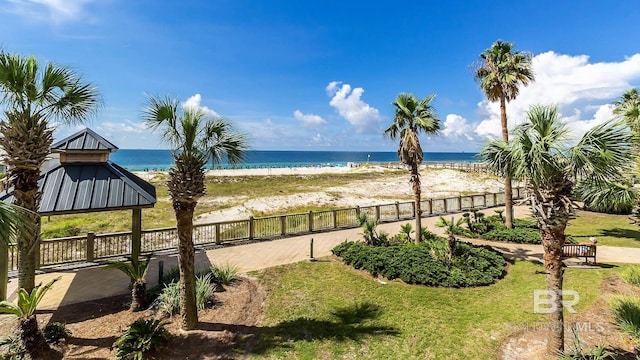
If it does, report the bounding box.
[332,241,506,287]
[481,227,541,244]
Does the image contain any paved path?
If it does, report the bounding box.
[6,205,640,310]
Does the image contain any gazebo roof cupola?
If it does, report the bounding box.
[51,127,118,163]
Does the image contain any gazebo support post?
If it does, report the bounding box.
[0,245,7,300]
[132,208,142,262]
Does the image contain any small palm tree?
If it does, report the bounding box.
[475,40,534,229]
[480,104,634,355]
[106,255,152,311]
[0,52,100,293]
[384,93,440,243]
[143,95,248,330]
[0,277,60,359]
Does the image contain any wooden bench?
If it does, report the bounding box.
[561,244,596,264]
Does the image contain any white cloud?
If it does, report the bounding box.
[473,52,640,140]
[326,81,382,133]
[181,94,220,118]
[5,0,94,23]
[293,110,326,128]
[442,114,476,141]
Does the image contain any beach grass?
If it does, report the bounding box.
[566,210,640,248]
[248,258,614,359]
[40,171,408,237]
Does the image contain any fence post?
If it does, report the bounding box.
[395,202,400,220]
[280,215,287,236]
[428,199,433,215]
[493,193,498,207]
[332,210,337,228]
[375,206,380,222]
[483,193,488,207]
[132,208,142,261]
[458,195,463,211]
[249,216,255,240]
[87,232,95,262]
[308,211,314,232]
[356,206,361,217]
[470,195,475,209]
[444,198,448,213]
[215,224,221,245]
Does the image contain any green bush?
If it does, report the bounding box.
[0,337,26,360]
[209,263,239,285]
[42,322,71,345]
[610,296,640,340]
[114,319,171,360]
[332,240,506,287]
[157,274,216,315]
[621,266,640,287]
[481,227,541,244]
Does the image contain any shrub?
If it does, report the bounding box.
[558,327,610,360]
[160,265,181,286]
[621,266,640,287]
[0,337,26,360]
[156,274,216,315]
[332,240,506,287]
[610,296,640,340]
[209,263,239,285]
[42,322,71,345]
[481,227,541,244]
[114,319,171,360]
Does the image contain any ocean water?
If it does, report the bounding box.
[109,150,479,171]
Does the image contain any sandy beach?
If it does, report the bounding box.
[134,165,506,224]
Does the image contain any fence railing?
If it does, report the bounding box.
[6,187,524,271]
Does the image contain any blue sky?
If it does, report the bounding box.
[1,1,639,152]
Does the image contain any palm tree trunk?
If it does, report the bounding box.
[175,205,198,330]
[411,163,422,244]
[19,315,49,359]
[541,226,566,355]
[130,280,147,312]
[14,169,42,293]
[499,96,514,229]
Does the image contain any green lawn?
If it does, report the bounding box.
[567,210,640,248]
[248,258,614,359]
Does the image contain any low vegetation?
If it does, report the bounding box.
[610,296,640,340]
[332,241,505,287]
[621,265,640,287]
[252,259,609,359]
[114,318,171,360]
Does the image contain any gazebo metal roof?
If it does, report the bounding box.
[0,128,156,215]
[0,161,156,215]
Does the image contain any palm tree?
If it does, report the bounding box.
[613,88,640,136]
[0,52,100,293]
[384,93,440,244]
[480,105,633,355]
[143,95,248,330]
[0,277,60,359]
[106,255,152,311]
[475,40,534,229]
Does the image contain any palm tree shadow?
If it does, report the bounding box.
[193,301,399,356]
[600,228,640,241]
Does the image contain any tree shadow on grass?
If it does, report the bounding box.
[190,301,399,357]
[247,301,399,355]
[600,228,640,242]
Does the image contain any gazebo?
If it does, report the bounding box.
[0,128,157,300]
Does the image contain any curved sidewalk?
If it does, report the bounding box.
[6,205,640,311]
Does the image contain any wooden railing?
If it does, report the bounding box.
[6,187,524,271]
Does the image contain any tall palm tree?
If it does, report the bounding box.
[475,40,534,229]
[613,88,640,136]
[480,105,633,355]
[143,95,248,330]
[0,52,100,293]
[384,93,440,244]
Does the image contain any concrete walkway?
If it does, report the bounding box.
[6,205,640,311]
